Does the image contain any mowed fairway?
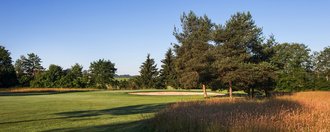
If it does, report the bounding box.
[0,90,203,132]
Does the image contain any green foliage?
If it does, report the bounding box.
[89,59,117,89]
[31,64,64,87]
[138,54,160,89]
[59,64,86,88]
[30,63,90,88]
[110,79,137,90]
[159,48,178,88]
[15,53,43,86]
[173,11,214,89]
[313,46,330,90]
[271,43,312,91]
[211,12,276,96]
[0,45,17,88]
[214,12,263,62]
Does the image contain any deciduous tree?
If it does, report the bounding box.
[271,43,312,91]
[89,59,116,89]
[0,45,17,88]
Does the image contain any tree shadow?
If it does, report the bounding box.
[0,91,90,96]
[212,93,248,98]
[0,116,84,125]
[56,103,167,118]
[0,103,166,130]
[44,120,149,132]
[43,104,168,132]
[0,115,106,125]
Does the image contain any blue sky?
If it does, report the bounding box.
[1,0,329,75]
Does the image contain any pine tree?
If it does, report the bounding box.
[173,11,214,97]
[15,53,44,86]
[159,48,178,88]
[213,12,265,98]
[139,54,159,89]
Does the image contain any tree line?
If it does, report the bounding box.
[0,11,329,96]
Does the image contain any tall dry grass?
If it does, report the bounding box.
[149,92,330,132]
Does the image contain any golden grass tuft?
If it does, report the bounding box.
[149,91,330,132]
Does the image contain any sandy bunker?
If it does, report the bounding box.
[129,91,225,96]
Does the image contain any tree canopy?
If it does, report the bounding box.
[173,11,214,89]
[0,45,17,88]
[15,53,44,86]
[89,59,117,89]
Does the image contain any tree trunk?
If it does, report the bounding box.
[264,89,270,97]
[326,75,329,81]
[229,80,232,98]
[202,84,208,98]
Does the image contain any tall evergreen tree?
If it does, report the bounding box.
[15,53,43,86]
[139,54,159,89]
[0,45,17,88]
[213,12,264,97]
[159,48,178,88]
[173,11,214,97]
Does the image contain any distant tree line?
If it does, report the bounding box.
[0,11,329,96]
[0,50,117,89]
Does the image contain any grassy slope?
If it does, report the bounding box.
[0,90,203,132]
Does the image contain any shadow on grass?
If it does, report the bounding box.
[44,120,149,132]
[0,91,90,96]
[212,93,248,98]
[44,104,167,132]
[56,103,167,118]
[0,116,97,125]
[0,103,166,131]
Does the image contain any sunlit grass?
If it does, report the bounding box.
[0,90,203,131]
[149,91,330,132]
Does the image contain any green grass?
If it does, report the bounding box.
[0,90,204,132]
[114,77,130,81]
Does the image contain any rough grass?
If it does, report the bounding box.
[0,89,203,132]
[149,91,330,132]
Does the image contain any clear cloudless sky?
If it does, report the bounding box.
[0,0,329,75]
